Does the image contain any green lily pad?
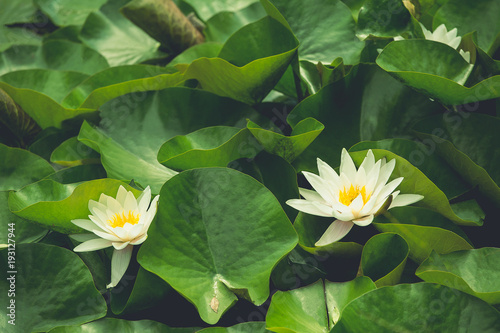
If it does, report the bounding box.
[375,40,500,106]
[61,65,181,109]
[35,0,108,27]
[0,143,54,191]
[0,82,96,129]
[77,88,260,193]
[183,0,259,21]
[0,26,41,52]
[266,278,376,332]
[374,206,473,264]
[413,113,500,205]
[79,0,164,66]
[247,117,324,163]
[0,191,48,246]
[434,0,500,54]
[198,322,270,333]
[169,42,223,66]
[348,149,483,226]
[356,0,411,38]
[360,233,409,287]
[261,0,364,64]
[137,168,298,324]
[46,164,107,184]
[8,178,140,234]
[332,283,500,332]
[48,318,193,333]
[158,126,259,170]
[0,243,107,332]
[204,2,266,43]
[0,69,89,103]
[0,40,109,76]
[0,0,36,25]
[416,248,500,304]
[51,136,101,167]
[293,212,363,257]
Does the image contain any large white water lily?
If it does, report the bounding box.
[394,23,470,63]
[71,185,159,288]
[286,149,423,247]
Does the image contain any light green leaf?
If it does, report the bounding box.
[158,126,260,170]
[8,178,140,234]
[51,136,101,167]
[247,117,324,163]
[169,42,223,66]
[78,87,259,192]
[0,244,107,332]
[35,0,108,27]
[0,69,89,103]
[356,0,411,38]
[79,0,164,66]
[374,206,473,264]
[361,233,409,287]
[261,0,364,64]
[416,248,500,304]
[0,143,54,191]
[48,318,192,333]
[138,168,298,324]
[197,322,270,333]
[183,0,259,21]
[332,283,500,332]
[0,0,36,25]
[0,27,41,52]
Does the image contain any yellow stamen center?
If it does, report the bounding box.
[339,185,371,206]
[108,210,140,228]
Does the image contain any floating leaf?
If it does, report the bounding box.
[158,127,259,170]
[416,248,500,305]
[0,0,37,25]
[51,137,100,167]
[48,318,192,333]
[360,233,409,287]
[183,0,259,21]
[0,143,54,191]
[332,283,500,332]
[247,117,323,163]
[35,0,108,27]
[356,0,411,38]
[8,178,140,234]
[0,244,107,332]
[374,206,473,264]
[138,168,298,324]
[198,322,270,333]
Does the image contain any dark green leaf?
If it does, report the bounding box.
[49,318,191,333]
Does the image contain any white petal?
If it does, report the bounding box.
[340,148,357,182]
[352,215,374,227]
[446,27,458,40]
[377,177,404,201]
[112,227,129,240]
[137,186,152,214]
[112,241,130,250]
[331,209,355,221]
[315,220,354,246]
[365,160,382,192]
[107,245,133,289]
[123,191,138,211]
[354,166,367,188]
[286,199,333,217]
[433,24,447,43]
[299,188,327,204]
[89,206,109,226]
[349,194,364,214]
[71,219,101,233]
[317,158,341,187]
[420,22,432,39]
[128,223,145,240]
[448,36,461,49]
[460,50,471,63]
[88,214,109,231]
[131,233,148,245]
[374,159,396,191]
[302,171,335,203]
[389,194,424,209]
[106,196,124,213]
[69,234,99,242]
[74,238,112,252]
[115,186,129,207]
[143,195,159,230]
[393,36,404,41]
[359,150,375,174]
[93,229,123,242]
[98,193,111,205]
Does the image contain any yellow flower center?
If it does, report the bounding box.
[339,185,371,206]
[108,210,140,228]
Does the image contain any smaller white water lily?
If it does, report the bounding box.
[71,185,159,288]
[286,149,423,246]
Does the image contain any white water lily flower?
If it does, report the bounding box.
[71,185,159,288]
[286,149,423,247]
